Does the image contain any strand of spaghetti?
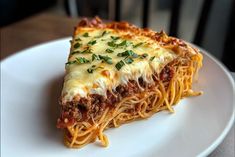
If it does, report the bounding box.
[74,125,96,137]
[67,125,75,136]
[169,78,176,105]
[98,120,111,146]
[136,80,145,91]
[64,132,88,148]
[71,108,110,140]
[153,89,164,112]
[159,80,174,112]
[98,108,109,125]
[146,93,157,111]
[68,75,176,146]
[139,101,149,118]
[112,97,133,114]
[70,125,79,147]
[64,56,202,148]
[114,105,131,116]
[174,78,183,104]
[152,90,161,105]
[153,85,164,111]
[128,94,151,104]
[71,133,94,147]
[112,119,118,127]
[81,122,92,128]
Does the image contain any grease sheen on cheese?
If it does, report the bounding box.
[62,28,177,102]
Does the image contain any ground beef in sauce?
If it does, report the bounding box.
[160,65,174,82]
[57,65,175,128]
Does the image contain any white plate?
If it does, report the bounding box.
[1,38,234,157]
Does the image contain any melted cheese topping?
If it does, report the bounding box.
[62,28,177,102]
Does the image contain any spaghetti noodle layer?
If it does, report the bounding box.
[57,17,203,148]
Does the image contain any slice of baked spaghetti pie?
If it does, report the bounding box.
[57,17,203,148]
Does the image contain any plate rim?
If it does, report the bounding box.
[190,44,235,157]
[1,38,234,157]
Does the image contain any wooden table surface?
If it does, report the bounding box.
[1,13,79,60]
[0,13,234,157]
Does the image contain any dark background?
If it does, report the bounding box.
[0,0,234,71]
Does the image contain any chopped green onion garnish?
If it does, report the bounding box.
[95,31,109,38]
[65,60,76,65]
[65,57,90,65]
[87,65,104,74]
[107,39,130,48]
[117,50,138,58]
[118,40,127,46]
[87,40,97,46]
[82,48,92,54]
[73,43,81,49]
[106,59,113,64]
[107,41,116,47]
[124,57,134,64]
[83,32,89,37]
[75,38,81,41]
[87,68,94,73]
[101,31,107,36]
[92,54,100,61]
[106,48,114,53]
[98,55,113,64]
[76,57,90,63]
[115,60,125,70]
[111,36,120,40]
[71,48,92,55]
[150,56,155,61]
[133,42,143,48]
[71,50,81,55]
[139,53,148,59]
